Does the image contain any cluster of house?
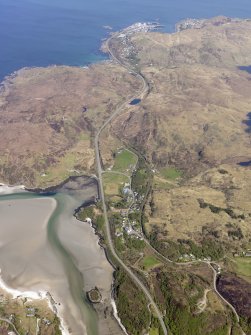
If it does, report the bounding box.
[178,254,212,263]
[116,22,161,62]
[234,250,251,257]
[26,307,36,317]
[176,18,207,32]
[124,219,142,238]
[26,307,52,327]
[115,208,142,239]
[43,318,52,326]
[122,22,162,35]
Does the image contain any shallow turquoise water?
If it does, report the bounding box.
[1,0,251,80]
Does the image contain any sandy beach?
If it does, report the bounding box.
[0,191,115,335]
[0,197,70,333]
[0,184,25,194]
[0,272,70,335]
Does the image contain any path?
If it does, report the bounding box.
[196,289,211,314]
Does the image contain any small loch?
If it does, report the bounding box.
[238,65,251,73]
[238,160,251,167]
[130,98,141,105]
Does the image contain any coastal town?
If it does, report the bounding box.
[107,22,163,63]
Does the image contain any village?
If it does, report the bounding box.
[110,22,162,63]
[0,292,58,335]
[113,182,144,240]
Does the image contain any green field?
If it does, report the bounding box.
[39,151,79,186]
[142,255,160,270]
[233,257,251,278]
[153,177,174,190]
[112,149,137,173]
[159,167,182,180]
[103,172,129,196]
[149,328,159,335]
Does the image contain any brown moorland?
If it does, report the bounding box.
[0,63,140,187]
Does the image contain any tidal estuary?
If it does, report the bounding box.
[0,177,114,335]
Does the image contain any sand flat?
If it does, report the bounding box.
[0,197,59,283]
[0,193,115,335]
[0,196,85,334]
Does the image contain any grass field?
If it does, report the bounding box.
[103,172,129,196]
[141,255,160,270]
[149,328,159,335]
[233,257,251,278]
[159,167,182,180]
[112,149,137,174]
[38,151,79,186]
[37,134,92,187]
[153,176,174,190]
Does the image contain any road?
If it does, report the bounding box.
[208,263,241,324]
[144,236,245,331]
[95,31,245,335]
[94,34,168,335]
[0,317,21,335]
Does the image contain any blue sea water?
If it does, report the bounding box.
[0,0,251,80]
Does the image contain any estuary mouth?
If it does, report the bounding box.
[0,180,114,335]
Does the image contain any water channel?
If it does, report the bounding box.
[0,177,114,335]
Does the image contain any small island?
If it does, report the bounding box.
[87,288,102,304]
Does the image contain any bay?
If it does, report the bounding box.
[1,0,251,80]
[0,177,114,335]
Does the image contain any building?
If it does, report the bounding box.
[26,307,35,317]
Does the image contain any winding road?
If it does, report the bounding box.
[95,30,245,335]
[144,236,243,329]
[0,317,21,335]
[94,33,168,335]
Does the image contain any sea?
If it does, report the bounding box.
[1,0,251,81]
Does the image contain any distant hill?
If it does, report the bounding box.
[107,14,251,262]
[0,64,140,187]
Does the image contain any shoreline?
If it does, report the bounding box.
[0,184,26,195]
[25,174,99,195]
[0,271,70,335]
[74,206,129,335]
[0,182,123,335]
[0,195,71,334]
[111,298,129,335]
[0,22,158,333]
